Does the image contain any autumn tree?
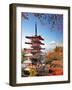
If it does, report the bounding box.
[45,46,63,64]
[22,12,63,31]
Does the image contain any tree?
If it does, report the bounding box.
[45,46,63,64]
[21,51,26,63]
[22,12,63,31]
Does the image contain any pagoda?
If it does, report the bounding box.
[24,23,45,64]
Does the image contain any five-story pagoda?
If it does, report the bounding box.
[24,23,45,64]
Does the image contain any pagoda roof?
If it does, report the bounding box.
[26,35,44,40]
[33,48,45,50]
[25,42,44,45]
[24,48,45,51]
[31,46,45,50]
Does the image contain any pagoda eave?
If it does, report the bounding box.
[31,47,45,50]
[26,36,44,40]
[25,42,45,45]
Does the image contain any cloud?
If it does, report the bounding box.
[45,40,56,52]
[49,40,56,45]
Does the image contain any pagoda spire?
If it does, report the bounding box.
[35,22,37,36]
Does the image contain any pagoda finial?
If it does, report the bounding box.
[35,22,37,36]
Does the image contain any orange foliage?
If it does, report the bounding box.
[46,46,63,61]
[48,68,63,76]
[46,46,63,76]
[52,61,63,66]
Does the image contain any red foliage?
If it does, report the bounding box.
[48,68,63,76]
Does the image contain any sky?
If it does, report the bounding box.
[21,12,63,51]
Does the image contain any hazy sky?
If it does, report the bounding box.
[21,12,63,51]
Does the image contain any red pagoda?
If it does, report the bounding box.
[24,23,45,64]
